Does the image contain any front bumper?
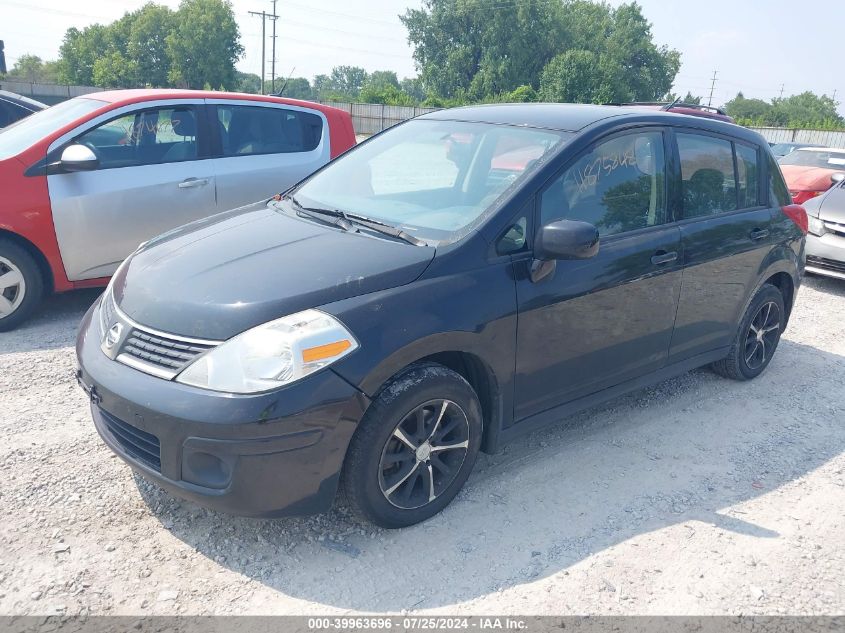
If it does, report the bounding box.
[806,232,845,280]
[76,300,370,518]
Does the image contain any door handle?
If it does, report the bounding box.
[651,250,678,266]
[749,228,770,241]
[178,177,209,189]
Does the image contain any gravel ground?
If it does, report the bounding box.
[1,275,844,616]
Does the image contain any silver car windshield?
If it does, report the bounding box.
[292,119,571,243]
[0,97,106,160]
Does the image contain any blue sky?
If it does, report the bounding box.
[2,0,842,113]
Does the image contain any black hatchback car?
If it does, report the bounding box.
[77,104,807,528]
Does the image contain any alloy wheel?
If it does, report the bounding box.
[0,256,26,320]
[378,399,470,510]
[744,300,781,370]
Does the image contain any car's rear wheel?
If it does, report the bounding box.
[341,363,482,528]
[711,283,785,381]
[0,239,44,332]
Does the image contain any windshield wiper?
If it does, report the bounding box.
[286,196,355,232]
[287,196,426,246]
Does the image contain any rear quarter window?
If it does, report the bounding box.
[767,152,791,206]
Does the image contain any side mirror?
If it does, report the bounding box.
[535,219,600,261]
[60,144,98,172]
[831,172,845,184]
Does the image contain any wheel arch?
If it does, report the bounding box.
[738,245,801,330]
[765,270,795,324]
[354,338,508,455]
[0,228,54,294]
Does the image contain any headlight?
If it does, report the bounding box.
[807,215,826,236]
[175,309,359,394]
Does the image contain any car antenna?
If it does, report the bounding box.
[274,66,296,97]
[661,96,682,111]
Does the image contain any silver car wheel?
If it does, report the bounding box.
[378,398,470,510]
[0,256,27,319]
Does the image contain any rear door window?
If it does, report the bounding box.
[677,133,738,218]
[74,106,199,169]
[216,105,323,157]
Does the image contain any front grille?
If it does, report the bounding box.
[121,329,215,374]
[824,221,845,238]
[807,255,845,274]
[100,408,161,472]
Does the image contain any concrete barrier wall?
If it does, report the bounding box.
[749,127,845,148]
[0,80,104,105]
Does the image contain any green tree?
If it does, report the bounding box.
[127,3,176,87]
[508,84,539,103]
[166,0,243,89]
[402,0,568,100]
[724,92,771,121]
[770,92,842,128]
[326,65,369,98]
[280,77,313,100]
[360,83,415,106]
[92,51,139,87]
[599,3,679,101]
[401,0,678,103]
[539,50,608,103]
[235,71,261,94]
[681,91,702,105]
[5,54,51,82]
[312,74,330,96]
[400,77,426,102]
[58,25,114,85]
[365,70,400,90]
[360,70,411,104]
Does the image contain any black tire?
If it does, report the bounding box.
[711,283,785,381]
[0,239,45,332]
[341,363,483,528]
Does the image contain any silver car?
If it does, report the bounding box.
[805,172,845,280]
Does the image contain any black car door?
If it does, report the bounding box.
[667,132,772,362]
[513,128,683,423]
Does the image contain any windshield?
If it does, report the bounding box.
[770,143,801,156]
[292,119,570,242]
[0,97,106,160]
[779,149,845,169]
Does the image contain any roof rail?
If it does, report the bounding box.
[614,101,728,116]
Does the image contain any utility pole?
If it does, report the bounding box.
[779,84,785,99]
[707,70,718,107]
[249,9,268,94]
[270,0,279,93]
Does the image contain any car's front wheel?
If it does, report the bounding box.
[0,239,44,332]
[711,283,785,380]
[341,363,483,528]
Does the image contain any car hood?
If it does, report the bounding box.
[780,165,839,191]
[808,186,845,223]
[113,202,436,340]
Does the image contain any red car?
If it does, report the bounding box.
[779,147,845,205]
[0,89,355,330]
